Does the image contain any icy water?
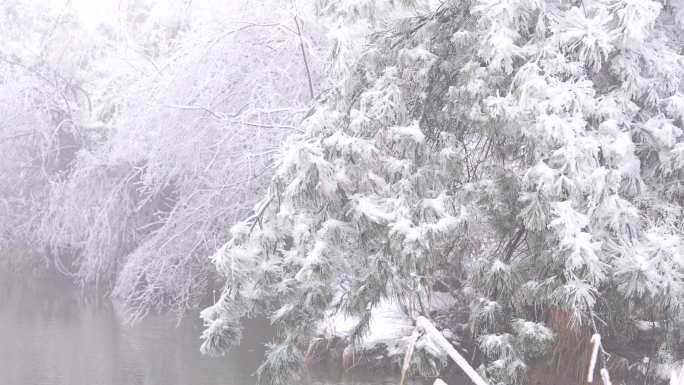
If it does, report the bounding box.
[0,272,413,385]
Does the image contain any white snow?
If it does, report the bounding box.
[317,298,415,355]
[317,292,457,357]
[390,123,426,144]
[643,117,683,149]
[634,320,660,331]
[352,195,396,224]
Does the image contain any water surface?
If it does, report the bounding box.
[0,273,415,385]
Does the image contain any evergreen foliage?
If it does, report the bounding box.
[2,0,684,383]
[203,1,684,384]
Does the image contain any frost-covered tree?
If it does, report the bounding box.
[0,0,106,272]
[11,0,409,321]
[30,0,331,320]
[0,0,202,300]
[202,1,684,384]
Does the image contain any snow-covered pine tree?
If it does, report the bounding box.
[202,1,684,384]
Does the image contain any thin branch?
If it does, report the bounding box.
[159,103,225,120]
[416,316,490,385]
[40,0,72,52]
[294,16,315,100]
[237,121,301,132]
[0,131,35,144]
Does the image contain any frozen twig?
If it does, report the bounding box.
[293,15,315,100]
[588,333,601,383]
[671,366,684,385]
[600,368,612,385]
[400,329,421,385]
[416,316,489,385]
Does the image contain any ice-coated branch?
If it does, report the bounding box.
[294,15,314,100]
[588,333,601,383]
[671,366,684,385]
[600,368,612,385]
[416,316,489,385]
[400,329,421,385]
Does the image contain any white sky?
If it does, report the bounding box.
[49,0,253,30]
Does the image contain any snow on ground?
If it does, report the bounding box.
[317,292,456,357]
